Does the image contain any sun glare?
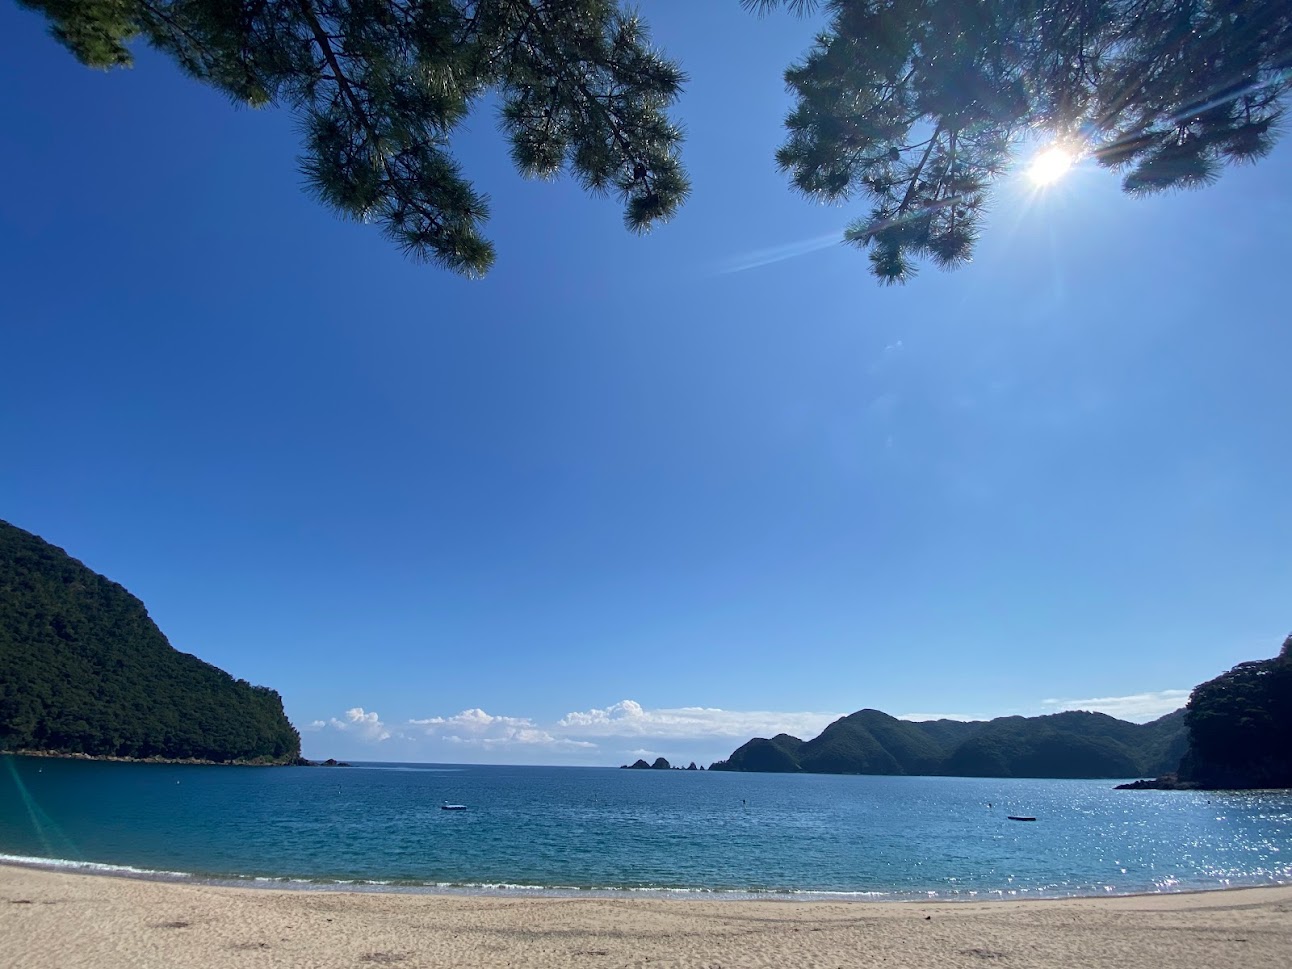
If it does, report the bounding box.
[1028,146,1074,186]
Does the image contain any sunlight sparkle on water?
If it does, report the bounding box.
[1028,146,1074,186]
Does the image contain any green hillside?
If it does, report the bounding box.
[718,733,805,773]
[0,520,301,763]
[711,707,1185,779]
[907,718,984,754]
[1128,708,1189,774]
[797,710,947,775]
[1180,637,1292,789]
[940,713,1144,779]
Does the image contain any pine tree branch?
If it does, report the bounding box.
[898,121,941,213]
[507,0,661,191]
[295,1,372,139]
[293,0,448,234]
[138,1,220,68]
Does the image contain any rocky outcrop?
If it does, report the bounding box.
[620,756,676,770]
[1114,774,1197,790]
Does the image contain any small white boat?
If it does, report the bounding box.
[441,802,467,811]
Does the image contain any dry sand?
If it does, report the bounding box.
[2,863,1290,969]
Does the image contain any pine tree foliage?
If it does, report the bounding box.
[19,0,689,275]
[747,1,1291,283]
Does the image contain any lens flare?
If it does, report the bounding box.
[1028,146,1074,186]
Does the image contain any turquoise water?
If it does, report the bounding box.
[2,755,1289,899]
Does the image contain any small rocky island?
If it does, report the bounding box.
[620,758,703,770]
[1114,775,1198,790]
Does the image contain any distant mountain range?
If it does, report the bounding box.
[709,634,1292,786]
[5,514,1285,785]
[709,707,1188,779]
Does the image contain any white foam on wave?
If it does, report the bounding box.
[0,854,382,892]
[0,857,1142,902]
[0,853,191,880]
[6,852,1278,902]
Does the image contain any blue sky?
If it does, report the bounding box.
[3,3,1289,767]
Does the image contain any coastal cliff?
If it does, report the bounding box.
[0,520,302,764]
[1175,636,1292,789]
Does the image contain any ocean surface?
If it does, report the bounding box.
[2,755,1289,900]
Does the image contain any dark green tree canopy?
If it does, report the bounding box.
[1182,634,1292,789]
[21,0,689,276]
[23,2,1289,283]
[0,519,301,762]
[748,0,1291,283]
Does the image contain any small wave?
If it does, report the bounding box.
[0,853,191,880]
[3,853,1283,902]
[0,857,895,900]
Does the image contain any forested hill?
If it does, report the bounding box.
[0,520,301,763]
[1180,636,1292,789]
[710,708,1187,779]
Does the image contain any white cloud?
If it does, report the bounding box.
[306,700,841,759]
[1039,690,1189,722]
[410,708,535,733]
[306,707,392,742]
[557,700,842,741]
[304,689,1190,762]
[443,730,597,750]
[557,699,644,728]
[410,708,597,751]
[306,705,598,752]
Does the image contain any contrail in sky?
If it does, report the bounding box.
[716,229,845,274]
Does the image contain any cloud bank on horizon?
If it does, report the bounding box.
[302,689,1190,763]
[305,701,845,762]
[1038,689,1191,721]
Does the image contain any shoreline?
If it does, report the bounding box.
[4,864,1291,969]
[2,855,1286,904]
[1,749,323,767]
[14,751,1290,789]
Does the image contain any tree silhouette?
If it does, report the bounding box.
[21,2,1290,282]
[20,0,689,276]
[748,0,1291,283]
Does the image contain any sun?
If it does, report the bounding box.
[1028,146,1075,186]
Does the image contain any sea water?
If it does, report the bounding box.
[1,755,1289,899]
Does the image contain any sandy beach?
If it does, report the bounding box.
[2,864,1289,969]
